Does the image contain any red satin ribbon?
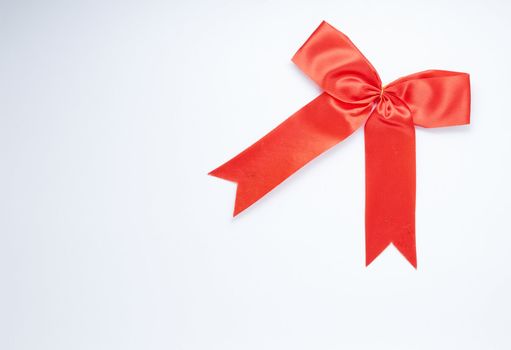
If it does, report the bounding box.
[210,21,470,267]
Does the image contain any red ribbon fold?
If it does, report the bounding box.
[210,21,470,267]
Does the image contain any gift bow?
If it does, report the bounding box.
[209,21,470,267]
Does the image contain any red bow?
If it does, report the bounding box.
[209,21,470,267]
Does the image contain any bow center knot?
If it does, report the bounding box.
[376,85,412,121]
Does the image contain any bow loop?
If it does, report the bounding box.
[292,21,381,104]
[385,70,470,128]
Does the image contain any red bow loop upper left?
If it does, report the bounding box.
[292,21,381,106]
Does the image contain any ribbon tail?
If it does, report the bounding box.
[210,92,368,216]
[364,111,417,268]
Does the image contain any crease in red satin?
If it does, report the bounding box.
[209,21,471,267]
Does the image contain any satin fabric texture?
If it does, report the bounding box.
[210,21,470,267]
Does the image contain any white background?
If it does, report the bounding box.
[1,0,511,349]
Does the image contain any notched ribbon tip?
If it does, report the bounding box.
[208,166,257,217]
[366,242,418,269]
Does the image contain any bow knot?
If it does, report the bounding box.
[376,91,412,121]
